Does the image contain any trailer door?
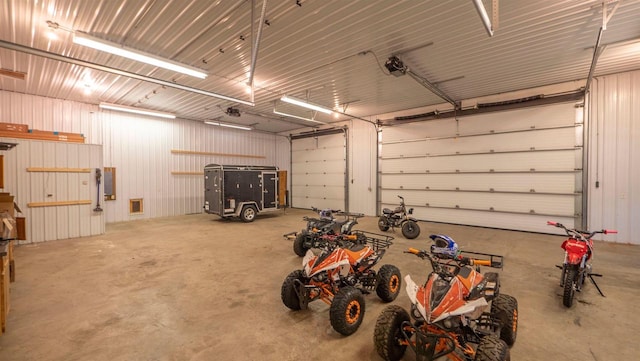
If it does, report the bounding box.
[262,171,277,210]
[204,168,222,215]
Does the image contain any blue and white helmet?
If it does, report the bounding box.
[429,234,459,258]
[319,209,333,220]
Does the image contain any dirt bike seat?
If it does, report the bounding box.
[382,208,394,214]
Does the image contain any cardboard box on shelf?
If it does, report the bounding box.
[1,215,15,240]
[0,195,14,217]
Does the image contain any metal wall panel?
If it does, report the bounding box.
[0,137,104,244]
[100,110,287,223]
[588,70,640,244]
[347,119,377,215]
[0,90,289,229]
[0,90,101,144]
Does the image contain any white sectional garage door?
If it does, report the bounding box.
[291,130,347,210]
[379,102,582,233]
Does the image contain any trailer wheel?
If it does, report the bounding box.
[240,205,257,222]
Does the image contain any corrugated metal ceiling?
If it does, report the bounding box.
[1,0,639,133]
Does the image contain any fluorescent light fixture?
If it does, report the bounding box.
[280,95,333,114]
[205,121,252,131]
[472,0,494,37]
[99,102,176,119]
[273,109,327,125]
[73,32,208,79]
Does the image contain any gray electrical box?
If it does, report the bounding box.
[203,164,279,222]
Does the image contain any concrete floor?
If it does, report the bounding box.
[0,209,638,361]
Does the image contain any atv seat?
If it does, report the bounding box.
[344,245,373,265]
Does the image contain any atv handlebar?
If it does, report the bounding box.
[406,248,499,268]
[310,206,341,213]
[407,247,421,255]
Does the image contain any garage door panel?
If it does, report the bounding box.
[293,185,344,198]
[292,197,344,210]
[414,208,576,234]
[379,101,581,233]
[382,127,576,158]
[382,119,457,141]
[292,132,346,209]
[381,173,576,193]
[382,150,577,173]
[426,128,576,154]
[291,137,319,150]
[458,103,576,134]
[292,174,345,187]
[292,160,346,174]
[317,135,345,148]
[381,189,575,215]
[292,149,345,162]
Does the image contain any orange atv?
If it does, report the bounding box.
[281,231,400,336]
[374,235,517,361]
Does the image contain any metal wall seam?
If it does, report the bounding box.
[588,70,640,244]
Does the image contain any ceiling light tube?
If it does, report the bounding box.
[273,109,327,125]
[472,0,494,37]
[1,39,254,106]
[280,95,333,114]
[73,32,208,79]
[99,102,176,119]
[205,121,252,131]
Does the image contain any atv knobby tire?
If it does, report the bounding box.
[281,270,306,310]
[401,220,420,239]
[376,264,402,302]
[374,305,410,361]
[330,286,365,336]
[563,267,577,308]
[293,232,309,257]
[491,294,518,346]
[378,216,390,232]
[475,336,510,361]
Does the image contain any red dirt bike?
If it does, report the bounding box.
[547,221,617,308]
[281,231,400,336]
[285,208,364,257]
[374,235,517,361]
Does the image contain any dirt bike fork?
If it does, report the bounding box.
[556,263,567,287]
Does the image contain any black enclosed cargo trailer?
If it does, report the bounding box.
[203,164,279,222]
